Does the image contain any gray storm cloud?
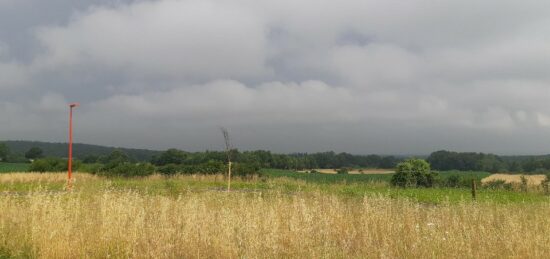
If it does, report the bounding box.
[1,0,550,154]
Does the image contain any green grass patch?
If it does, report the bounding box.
[1,170,548,205]
[0,163,29,173]
[259,168,393,183]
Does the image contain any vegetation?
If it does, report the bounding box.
[428,150,550,173]
[0,173,548,258]
[24,147,43,159]
[0,143,8,162]
[1,140,161,161]
[0,162,30,173]
[391,159,438,187]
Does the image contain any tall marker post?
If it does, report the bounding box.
[67,103,79,190]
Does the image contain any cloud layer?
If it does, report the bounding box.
[1,0,550,154]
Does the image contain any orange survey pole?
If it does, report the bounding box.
[67,102,79,190]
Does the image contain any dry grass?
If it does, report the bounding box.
[0,172,98,184]
[482,174,547,185]
[0,173,549,258]
[299,168,395,174]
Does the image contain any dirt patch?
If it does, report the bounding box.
[481,174,546,185]
[298,169,394,175]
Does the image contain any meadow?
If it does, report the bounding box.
[0,171,549,258]
[0,163,30,173]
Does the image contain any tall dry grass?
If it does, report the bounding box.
[1,190,549,258]
[0,172,98,184]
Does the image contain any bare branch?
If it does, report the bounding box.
[220,127,232,161]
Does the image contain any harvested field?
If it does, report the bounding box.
[482,174,547,185]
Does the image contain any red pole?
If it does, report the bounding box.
[68,103,79,190]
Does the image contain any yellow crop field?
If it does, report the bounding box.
[482,174,547,185]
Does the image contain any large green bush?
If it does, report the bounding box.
[391,159,438,188]
[29,158,81,172]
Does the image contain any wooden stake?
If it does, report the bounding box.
[471,179,477,201]
[221,127,233,192]
[228,161,232,192]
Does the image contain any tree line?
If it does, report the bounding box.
[24,148,400,176]
[427,150,550,173]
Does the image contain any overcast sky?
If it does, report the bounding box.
[1,0,550,155]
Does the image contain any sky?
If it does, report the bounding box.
[1,0,550,155]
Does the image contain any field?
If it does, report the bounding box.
[0,163,29,173]
[482,174,547,185]
[0,171,549,258]
[298,168,395,174]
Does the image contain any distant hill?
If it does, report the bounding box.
[1,140,162,161]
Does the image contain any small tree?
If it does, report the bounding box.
[25,147,44,160]
[221,127,233,191]
[391,159,437,188]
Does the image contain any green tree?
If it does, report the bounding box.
[151,149,187,166]
[25,147,44,160]
[101,149,131,170]
[0,143,9,162]
[391,159,437,188]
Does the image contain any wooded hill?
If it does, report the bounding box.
[1,140,161,161]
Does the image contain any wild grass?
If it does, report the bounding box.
[0,173,549,258]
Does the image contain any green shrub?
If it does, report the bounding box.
[158,164,180,175]
[79,163,104,174]
[29,158,81,172]
[391,159,438,188]
[337,168,349,174]
[232,162,260,176]
[484,180,513,190]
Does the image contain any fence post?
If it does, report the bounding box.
[471,179,477,201]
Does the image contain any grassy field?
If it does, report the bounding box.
[0,162,29,173]
[261,169,490,184]
[0,172,549,258]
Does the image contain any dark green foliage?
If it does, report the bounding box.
[2,140,161,162]
[429,150,550,173]
[82,155,100,163]
[101,163,156,177]
[0,143,8,162]
[100,149,131,171]
[0,163,30,173]
[151,149,400,170]
[428,150,505,172]
[260,169,394,184]
[25,147,43,159]
[151,149,187,166]
[29,158,81,172]
[78,163,103,174]
[391,159,438,188]
[4,153,28,163]
[232,162,260,176]
[484,180,513,190]
[445,175,461,188]
[157,161,257,176]
[157,164,180,175]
